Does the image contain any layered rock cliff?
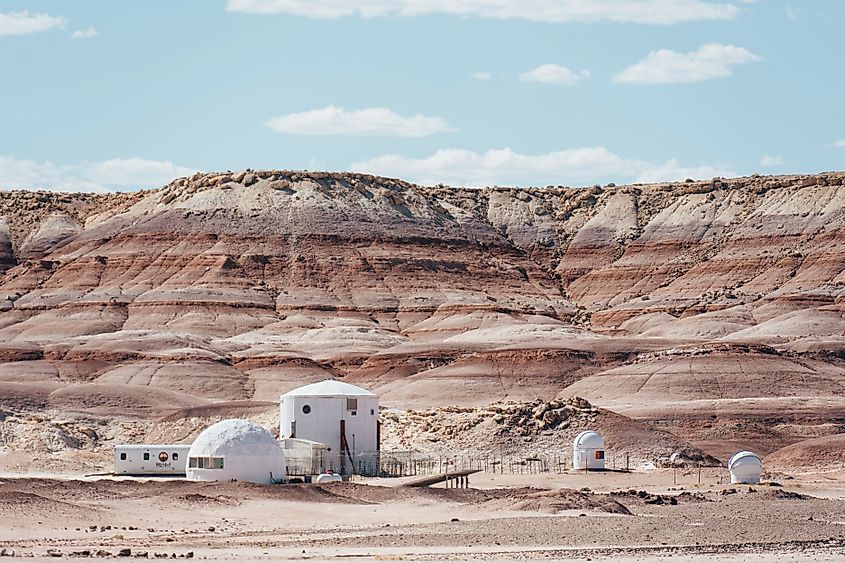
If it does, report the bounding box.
[1,170,844,467]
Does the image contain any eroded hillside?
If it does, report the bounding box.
[1,170,844,471]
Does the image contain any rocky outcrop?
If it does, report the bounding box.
[380,397,717,466]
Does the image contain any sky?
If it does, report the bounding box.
[0,0,843,191]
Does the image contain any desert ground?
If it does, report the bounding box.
[1,469,845,561]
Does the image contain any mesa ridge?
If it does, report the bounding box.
[1,170,844,472]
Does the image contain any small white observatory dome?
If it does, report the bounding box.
[572,430,606,470]
[728,451,762,484]
[186,419,286,484]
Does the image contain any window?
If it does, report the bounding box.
[596,450,605,460]
[188,456,225,469]
[120,452,127,461]
[143,452,150,461]
[350,411,357,416]
[302,404,311,414]
[172,453,179,461]
[370,409,375,416]
[346,398,358,411]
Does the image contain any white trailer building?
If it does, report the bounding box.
[280,380,379,476]
[728,451,762,484]
[186,419,286,484]
[114,445,191,476]
[572,430,606,470]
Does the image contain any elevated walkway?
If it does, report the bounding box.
[400,469,480,488]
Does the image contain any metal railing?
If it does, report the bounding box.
[347,450,634,478]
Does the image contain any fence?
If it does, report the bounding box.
[348,450,633,478]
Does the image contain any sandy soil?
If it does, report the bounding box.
[1,470,844,561]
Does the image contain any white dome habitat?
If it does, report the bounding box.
[187,419,286,484]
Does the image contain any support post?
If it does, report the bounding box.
[339,419,354,477]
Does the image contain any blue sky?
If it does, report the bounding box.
[1,0,843,190]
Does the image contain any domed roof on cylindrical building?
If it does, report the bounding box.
[282,379,378,398]
[728,450,762,484]
[187,419,285,484]
[728,450,763,484]
[572,429,606,470]
[573,430,604,450]
[728,450,762,468]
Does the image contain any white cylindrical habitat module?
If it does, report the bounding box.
[187,419,286,484]
[280,379,379,475]
[572,430,606,470]
[728,451,762,484]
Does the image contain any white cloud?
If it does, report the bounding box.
[226,0,742,25]
[759,155,785,167]
[613,43,762,84]
[472,71,492,81]
[520,64,590,85]
[70,26,97,39]
[0,156,196,192]
[350,147,735,187]
[0,10,66,36]
[832,140,845,148]
[633,159,736,184]
[264,106,454,137]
